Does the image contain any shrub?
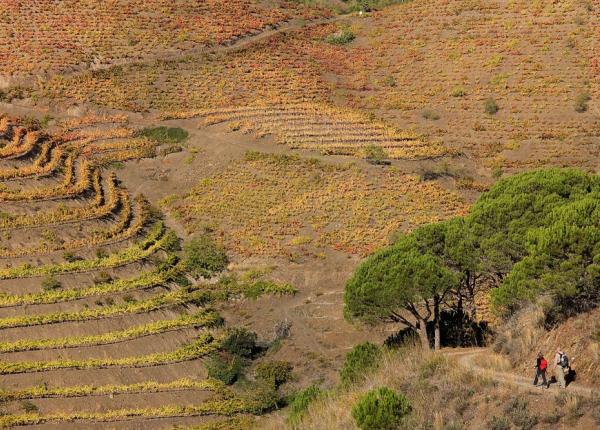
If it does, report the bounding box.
[451,86,467,97]
[574,92,591,113]
[492,167,503,179]
[352,386,410,430]
[364,145,389,165]
[484,98,499,115]
[287,385,323,425]
[93,271,113,284]
[160,230,182,252]
[488,416,510,430]
[62,251,80,262]
[343,0,409,12]
[340,342,382,386]
[41,276,62,291]
[221,328,258,358]
[137,126,189,144]
[183,235,228,278]
[505,397,538,430]
[326,28,355,45]
[20,401,38,413]
[422,109,440,120]
[205,353,245,385]
[255,360,293,388]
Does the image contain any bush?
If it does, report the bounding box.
[451,86,467,97]
[364,145,389,165]
[137,126,189,144]
[326,28,355,45]
[488,416,510,430]
[183,235,228,278]
[255,360,293,388]
[340,342,382,386]
[343,0,409,13]
[205,353,245,385]
[41,276,62,291]
[160,230,182,252]
[287,385,323,425]
[422,109,440,120]
[62,251,80,262]
[93,271,113,284]
[352,386,410,430]
[484,98,499,115]
[20,400,38,413]
[574,92,591,113]
[221,327,258,358]
[505,397,538,430]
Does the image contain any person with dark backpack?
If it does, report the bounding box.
[533,352,548,388]
[552,347,569,388]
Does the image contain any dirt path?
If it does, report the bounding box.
[444,348,599,398]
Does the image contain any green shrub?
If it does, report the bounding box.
[574,92,591,113]
[340,342,382,386]
[160,230,182,252]
[183,235,228,278]
[255,360,293,388]
[352,386,410,430]
[137,126,189,144]
[364,145,389,165]
[326,28,355,45]
[484,98,499,115]
[287,385,323,425]
[41,276,62,291]
[221,327,258,358]
[205,353,245,385]
[451,86,467,97]
[20,400,38,413]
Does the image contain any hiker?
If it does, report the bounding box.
[552,347,569,388]
[532,352,548,388]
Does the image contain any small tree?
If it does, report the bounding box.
[345,232,458,350]
[352,386,410,430]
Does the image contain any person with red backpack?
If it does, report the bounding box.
[533,352,548,388]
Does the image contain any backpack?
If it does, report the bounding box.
[559,352,569,368]
[539,358,547,371]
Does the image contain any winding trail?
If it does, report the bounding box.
[443,348,599,398]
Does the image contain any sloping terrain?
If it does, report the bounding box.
[0,0,598,428]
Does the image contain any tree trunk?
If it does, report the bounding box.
[416,320,430,350]
[434,297,441,350]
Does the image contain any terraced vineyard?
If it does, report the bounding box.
[164,104,446,159]
[0,114,291,429]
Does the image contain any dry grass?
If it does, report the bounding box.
[261,345,561,430]
[340,0,598,171]
[262,343,599,430]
